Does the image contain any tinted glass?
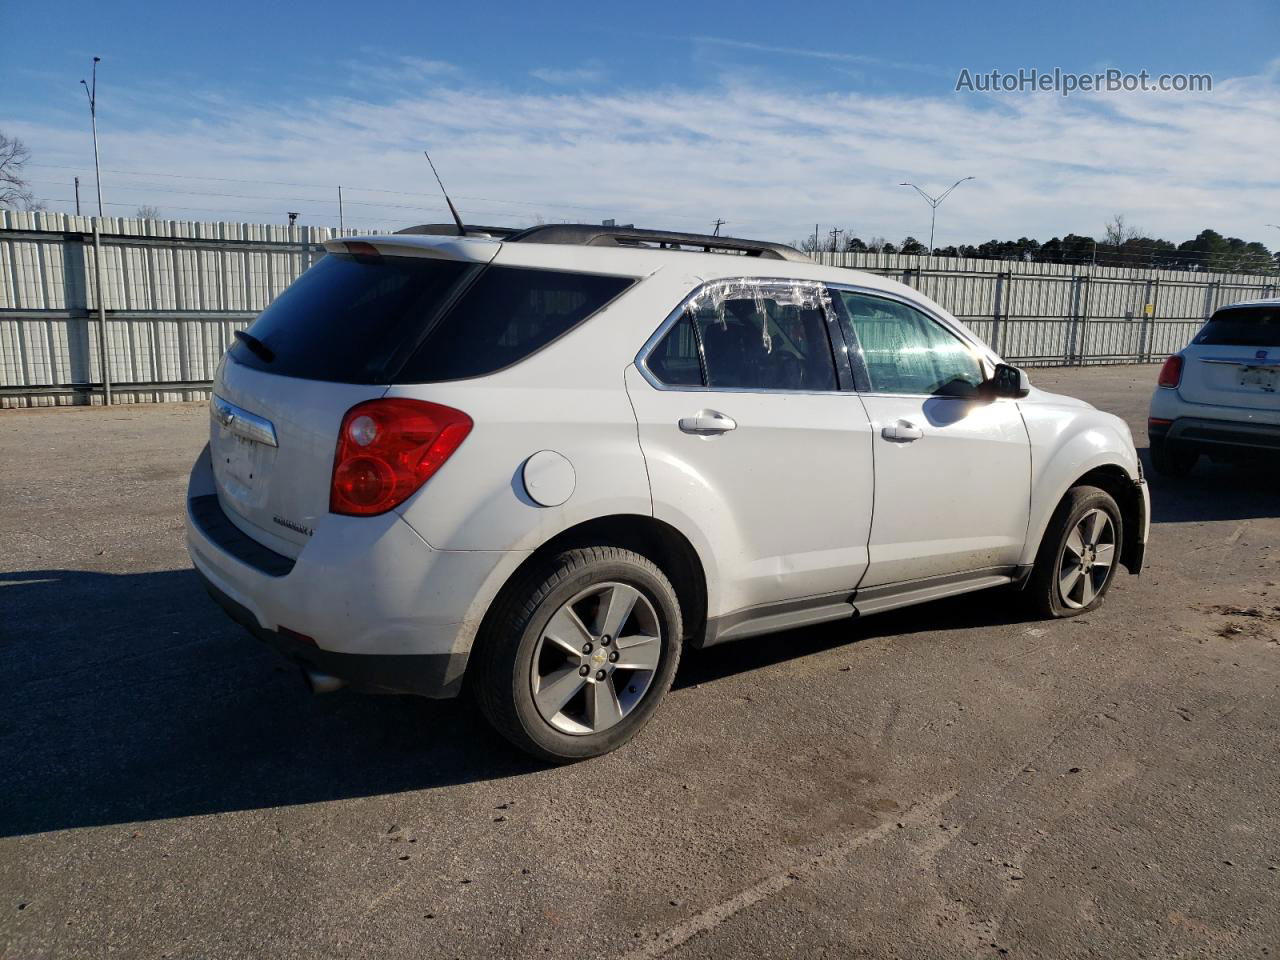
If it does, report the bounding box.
[228,254,468,383]
[836,291,983,396]
[397,266,633,382]
[676,291,837,391]
[1193,306,1280,347]
[647,313,703,386]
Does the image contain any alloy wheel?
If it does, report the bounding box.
[1057,508,1116,609]
[529,582,662,735]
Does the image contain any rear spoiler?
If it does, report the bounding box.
[321,235,500,264]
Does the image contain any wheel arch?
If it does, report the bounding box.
[1027,462,1145,574]
[469,514,710,665]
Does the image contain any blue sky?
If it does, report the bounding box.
[6,0,1279,247]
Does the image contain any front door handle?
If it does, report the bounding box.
[679,410,738,435]
[881,420,923,442]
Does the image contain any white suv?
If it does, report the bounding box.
[1148,298,1280,477]
[186,225,1149,762]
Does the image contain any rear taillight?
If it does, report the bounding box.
[1157,355,1183,388]
[330,399,472,516]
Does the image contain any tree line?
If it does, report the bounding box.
[799,216,1279,275]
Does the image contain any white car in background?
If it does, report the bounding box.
[1149,298,1280,476]
[186,224,1149,762]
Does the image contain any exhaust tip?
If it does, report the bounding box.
[304,669,345,695]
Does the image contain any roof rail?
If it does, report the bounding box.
[395,223,522,238]
[504,224,809,262]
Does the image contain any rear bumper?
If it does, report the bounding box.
[198,572,466,697]
[185,445,521,698]
[1149,416,1280,455]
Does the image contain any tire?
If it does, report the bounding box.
[471,546,683,763]
[1150,437,1197,478]
[1025,485,1124,619]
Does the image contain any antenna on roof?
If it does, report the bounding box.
[423,151,467,236]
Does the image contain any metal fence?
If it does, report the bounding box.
[2,212,1277,407]
[815,252,1277,368]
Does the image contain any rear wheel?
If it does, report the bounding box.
[1150,437,1198,478]
[472,546,682,763]
[1026,485,1123,619]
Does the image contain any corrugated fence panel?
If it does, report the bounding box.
[1,213,1275,406]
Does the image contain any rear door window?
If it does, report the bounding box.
[228,253,469,383]
[396,266,634,382]
[1193,306,1280,348]
[647,282,839,392]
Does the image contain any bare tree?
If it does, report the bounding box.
[0,131,36,210]
[136,204,162,220]
[1103,214,1141,248]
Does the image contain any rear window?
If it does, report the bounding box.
[1193,306,1280,348]
[228,254,469,383]
[395,266,633,382]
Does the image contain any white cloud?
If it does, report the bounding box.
[14,64,1280,248]
[690,36,943,76]
[530,62,607,86]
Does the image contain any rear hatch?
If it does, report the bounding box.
[1177,303,1280,412]
[208,239,497,557]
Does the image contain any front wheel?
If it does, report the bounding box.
[471,546,682,763]
[1026,485,1124,618]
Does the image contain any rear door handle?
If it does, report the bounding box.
[881,420,923,442]
[679,410,737,435]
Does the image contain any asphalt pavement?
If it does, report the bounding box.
[2,364,1278,959]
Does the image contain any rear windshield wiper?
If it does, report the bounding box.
[234,330,275,363]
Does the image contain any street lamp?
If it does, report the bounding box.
[79,57,104,218]
[899,176,975,252]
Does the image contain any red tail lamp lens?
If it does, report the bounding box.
[1157,355,1183,388]
[330,399,472,516]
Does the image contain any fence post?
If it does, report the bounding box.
[1144,279,1161,362]
[1137,279,1153,364]
[991,272,1006,355]
[92,219,111,406]
[1202,281,1217,321]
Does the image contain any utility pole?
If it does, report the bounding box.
[899,176,974,252]
[74,177,81,216]
[712,218,725,236]
[338,185,345,233]
[80,57,105,217]
[828,227,843,252]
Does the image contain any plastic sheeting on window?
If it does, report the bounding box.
[686,278,833,355]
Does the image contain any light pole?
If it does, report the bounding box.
[899,176,974,252]
[81,57,109,404]
[80,57,104,217]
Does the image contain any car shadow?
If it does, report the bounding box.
[1,565,1047,838]
[1139,446,1280,523]
[675,587,1039,690]
[0,568,542,838]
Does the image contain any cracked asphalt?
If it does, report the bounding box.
[2,364,1278,959]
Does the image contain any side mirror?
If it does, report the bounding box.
[980,362,1031,399]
